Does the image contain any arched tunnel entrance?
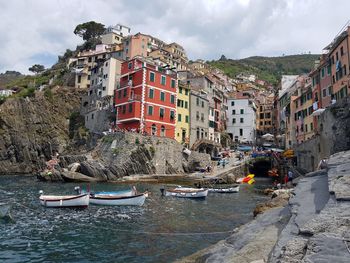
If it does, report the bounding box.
[248,158,272,177]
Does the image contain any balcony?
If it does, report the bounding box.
[128,94,142,102]
[119,80,133,89]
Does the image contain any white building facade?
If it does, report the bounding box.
[227,98,257,144]
[81,57,122,133]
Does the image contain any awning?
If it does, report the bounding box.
[312,108,325,116]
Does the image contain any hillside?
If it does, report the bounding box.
[0,71,23,89]
[208,54,320,85]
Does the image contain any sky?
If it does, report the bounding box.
[1,0,350,74]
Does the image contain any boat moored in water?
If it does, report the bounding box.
[160,187,208,198]
[89,192,147,206]
[208,185,240,193]
[39,191,90,208]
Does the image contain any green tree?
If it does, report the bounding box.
[28,64,45,74]
[74,21,106,41]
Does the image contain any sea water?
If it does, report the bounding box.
[0,175,270,262]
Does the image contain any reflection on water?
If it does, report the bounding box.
[0,175,270,263]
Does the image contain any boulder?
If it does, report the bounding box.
[68,162,81,172]
[80,161,108,181]
[61,171,100,182]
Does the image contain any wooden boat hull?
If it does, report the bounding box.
[208,185,240,193]
[164,188,208,198]
[39,194,89,208]
[90,193,146,206]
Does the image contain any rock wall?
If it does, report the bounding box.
[294,97,350,172]
[181,150,350,263]
[57,132,211,180]
[0,87,84,175]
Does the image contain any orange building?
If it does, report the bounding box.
[115,57,177,138]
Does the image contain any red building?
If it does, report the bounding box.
[115,57,177,138]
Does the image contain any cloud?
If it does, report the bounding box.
[1,0,350,73]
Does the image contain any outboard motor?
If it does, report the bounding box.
[160,188,165,196]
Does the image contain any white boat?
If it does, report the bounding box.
[39,191,89,208]
[89,193,147,206]
[161,187,208,198]
[208,185,240,193]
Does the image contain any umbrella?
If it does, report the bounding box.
[312,108,325,116]
[262,133,274,139]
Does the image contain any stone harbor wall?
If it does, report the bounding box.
[179,150,350,263]
[294,97,350,172]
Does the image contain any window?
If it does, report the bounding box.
[344,65,347,76]
[321,68,325,78]
[260,113,264,119]
[123,88,127,97]
[179,87,183,94]
[240,109,244,114]
[327,65,331,75]
[118,90,122,99]
[128,103,133,113]
[149,88,154,99]
[328,86,333,96]
[239,129,243,136]
[231,101,235,106]
[196,128,200,139]
[161,75,166,85]
[170,110,175,120]
[232,118,236,124]
[322,89,327,97]
[159,108,164,118]
[160,92,165,101]
[102,86,106,91]
[305,124,308,133]
[171,79,176,88]
[151,124,157,136]
[240,118,244,123]
[170,95,175,104]
[201,113,204,122]
[185,89,189,95]
[150,72,155,82]
[148,106,153,115]
[184,101,188,109]
[196,97,199,106]
[185,115,189,123]
[78,75,81,83]
[341,46,344,56]
[160,126,165,137]
[232,109,236,115]
[128,62,132,69]
[122,105,126,114]
[196,111,200,120]
[201,101,204,108]
[178,114,182,122]
[310,123,313,131]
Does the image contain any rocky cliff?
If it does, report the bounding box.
[41,132,211,182]
[0,86,85,174]
[0,88,210,178]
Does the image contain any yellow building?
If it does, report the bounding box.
[175,81,190,145]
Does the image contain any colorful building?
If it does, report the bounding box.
[115,57,177,139]
[175,81,190,145]
[324,25,350,101]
